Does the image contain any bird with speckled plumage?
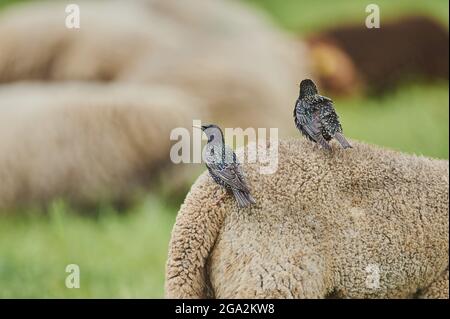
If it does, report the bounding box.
[294,79,352,151]
[199,124,256,208]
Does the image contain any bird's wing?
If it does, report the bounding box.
[319,99,343,135]
[209,162,250,192]
[296,100,330,149]
[308,113,331,150]
[295,100,311,128]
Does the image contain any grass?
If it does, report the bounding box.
[0,0,29,10]
[337,82,449,159]
[0,0,448,298]
[242,0,449,159]
[0,83,446,298]
[243,0,449,34]
[0,198,176,298]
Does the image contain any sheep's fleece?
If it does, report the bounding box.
[0,0,309,131]
[166,139,449,298]
[0,82,206,210]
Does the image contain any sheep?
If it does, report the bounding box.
[0,0,314,209]
[165,138,449,298]
[0,0,311,131]
[0,82,206,211]
[0,1,159,82]
[308,15,449,95]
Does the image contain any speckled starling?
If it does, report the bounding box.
[294,79,352,150]
[199,124,256,208]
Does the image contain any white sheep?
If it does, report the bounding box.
[0,82,204,210]
[166,139,449,298]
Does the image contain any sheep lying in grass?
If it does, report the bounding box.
[0,82,205,211]
[166,138,449,298]
[0,0,313,210]
[0,0,309,131]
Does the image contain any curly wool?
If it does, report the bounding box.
[165,138,449,298]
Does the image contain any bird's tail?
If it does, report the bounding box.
[334,132,352,149]
[232,189,256,208]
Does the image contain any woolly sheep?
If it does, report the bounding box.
[0,0,313,209]
[166,138,449,298]
[0,0,311,131]
[0,82,205,210]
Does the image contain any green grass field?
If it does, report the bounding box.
[243,0,449,33]
[0,198,176,298]
[0,0,448,298]
[338,83,448,159]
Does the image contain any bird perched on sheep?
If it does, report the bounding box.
[294,79,351,150]
[165,138,448,298]
[0,0,311,210]
[199,124,256,208]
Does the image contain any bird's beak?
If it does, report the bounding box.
[192,125,202,130]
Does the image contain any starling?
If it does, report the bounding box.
[293,79,352,150]
[199,124,256,208]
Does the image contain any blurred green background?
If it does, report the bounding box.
[0,0,448,298]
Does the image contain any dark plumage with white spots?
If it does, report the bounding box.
[294,79,352,150]
[200,124,256,208]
